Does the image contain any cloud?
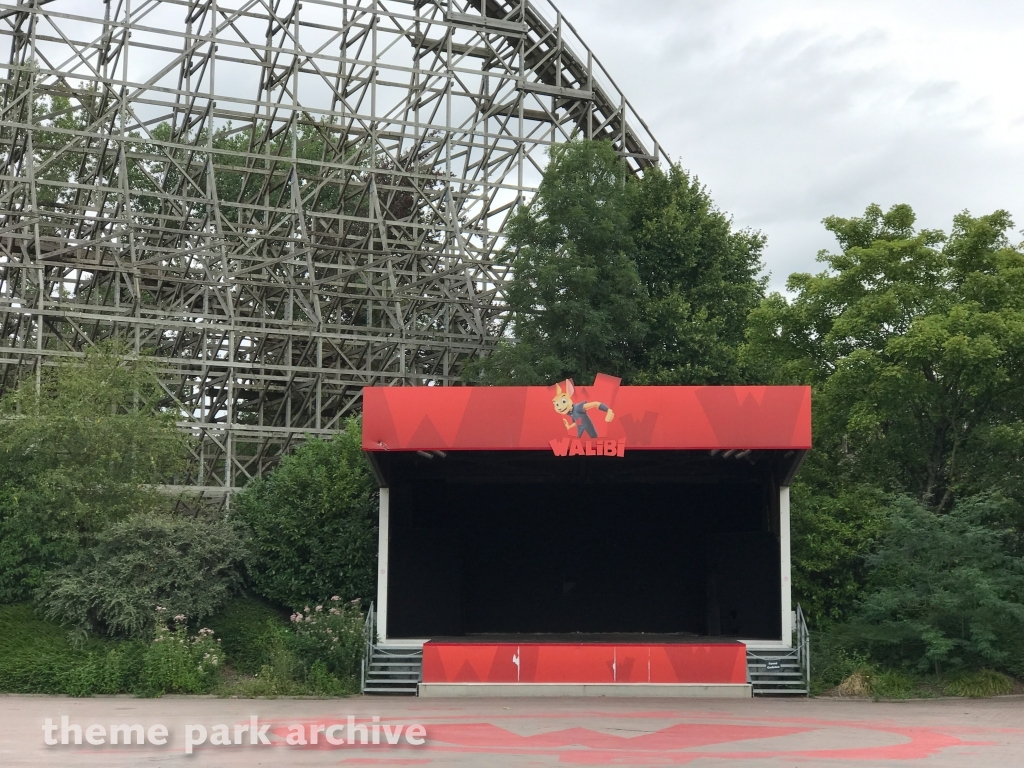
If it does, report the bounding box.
[553,0,1024,290]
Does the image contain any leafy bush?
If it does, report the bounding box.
[205,596,364,696]
[870,670,918,699]
[944,670,1014,698]
[288,598,365,683]
[234,419,377,608]
[304,660,350,696]
[848,495,1024,676]
[142,620,222,695]
[792,480,888,623]
[0,342,191,602]
[809,629,871,695]
[37,511,249,640]
[205,596,285,675]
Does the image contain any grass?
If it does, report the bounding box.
[0,604,146,696]
[944,670,1014,698]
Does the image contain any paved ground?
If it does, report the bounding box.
[2,694,1022,766]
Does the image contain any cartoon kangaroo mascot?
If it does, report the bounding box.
[552,380,614,439]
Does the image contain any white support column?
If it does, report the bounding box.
[376,488,390,643]
[780,485,793,646]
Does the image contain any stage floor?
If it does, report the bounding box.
[421,633,741,645]
[421,638,751,690]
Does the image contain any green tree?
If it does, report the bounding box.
[469,140,765,385]
[0,343,190,602]
[744,203,1024,622]
[469,140,646,384]
[630,165,766,384]
[848,495,1024,676]
[745,203,1024,508]
[233,419,378,609]
[789,477,888,622]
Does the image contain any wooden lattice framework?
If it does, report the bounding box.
[0,0,664,495]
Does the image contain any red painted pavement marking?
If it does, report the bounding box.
[262,712,1000,764]
[419,721,988,763]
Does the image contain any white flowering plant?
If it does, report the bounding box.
[143,610,222,694]
[288,597,364,681]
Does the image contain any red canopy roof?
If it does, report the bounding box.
[362,374,810,453]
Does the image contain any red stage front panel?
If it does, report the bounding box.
[421,643,748,685]
[363,374,810,453]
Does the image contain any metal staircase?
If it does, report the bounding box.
[361,604,422,696]
[746,605,811,696]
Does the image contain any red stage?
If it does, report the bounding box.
[363,375,810,697]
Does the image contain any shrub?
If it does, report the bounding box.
[142,620,222,695]
[205,596,285,675]
[0,342,191,603]
[870,669,918,699]
[809,629,871,695]
[206,596,363,697]
[944,670,1014,698]
[304,660,349,696]
[791,480,888,623]
[234,419,378,608]
[37,511,249,640]
[848,495,1024,676]
[288,598,365,685]
[60,644,148,697]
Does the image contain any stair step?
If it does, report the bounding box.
[363,641,424,696]
[750,672,805,677]
[368,665,419,671]
[366,685,417,689]
[747,645,809,697]
[366,671,417,679]
[369,674,418,678]
[753,684,806,692]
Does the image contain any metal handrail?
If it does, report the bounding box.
[795,603,810,690]
[745,604,811,695]
[361,602,375,694]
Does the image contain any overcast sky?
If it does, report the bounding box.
[554,0,1024,291]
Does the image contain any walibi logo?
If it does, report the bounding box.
[549,378,626,457]
[549,436,627,457]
